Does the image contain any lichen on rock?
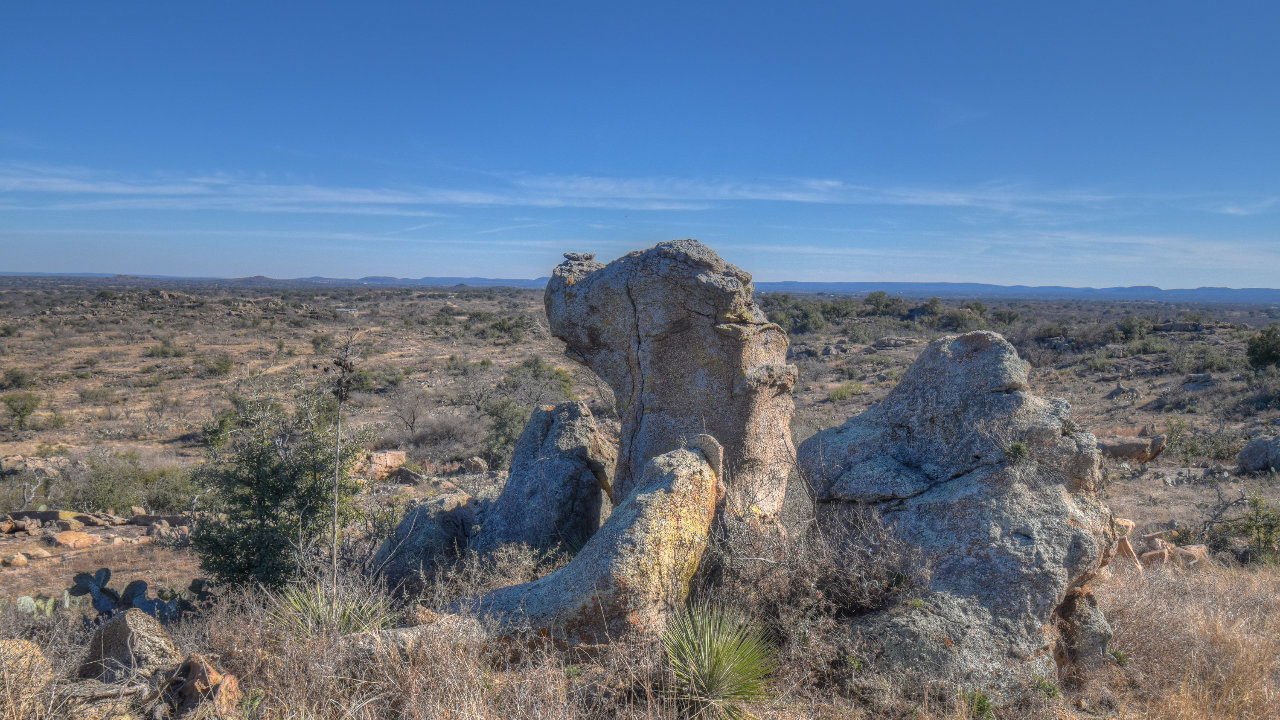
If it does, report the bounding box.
[545,239,796,517]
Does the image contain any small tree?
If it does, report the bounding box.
[1247,325,1280,370]
[3,392,40,430]
[193,386,362,588]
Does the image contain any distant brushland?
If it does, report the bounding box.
[2,272,1279,304]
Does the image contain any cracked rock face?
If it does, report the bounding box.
[457,446,718,645]
[798,331,1114,690]
[473,401,615,556]
[545,239,796,516]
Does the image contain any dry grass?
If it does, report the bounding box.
[1092,563,1280,719]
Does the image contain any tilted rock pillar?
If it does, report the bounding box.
[545,239,796,516]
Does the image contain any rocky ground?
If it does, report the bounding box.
[2,258,1279,719]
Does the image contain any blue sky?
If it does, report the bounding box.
[2,2,1278,287]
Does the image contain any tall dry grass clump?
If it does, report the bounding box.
[1093,563,1280,719]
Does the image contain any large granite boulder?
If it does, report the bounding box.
[457,445,719,645]
[1238,436,1280,474]
[545,240,796,517]
[373,492,477,596]
[798,331,1114,690]
[472,401,615,555]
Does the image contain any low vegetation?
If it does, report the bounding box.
[2,277,1280,718]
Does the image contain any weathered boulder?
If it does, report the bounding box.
[1098,435,1166,463]
[0,638,52,720]
[874,335,921,349]
[463,456,489,474]
[798,331,1114,691]
[50,530,100,549]
[1238,436,1280,474]
[365,450,408,480]
[373,492,476,596]
[79,608,183,682]
[545,240,795,516]
[473,401,614,555]
[458,446,719,645]
[3,552,28,567]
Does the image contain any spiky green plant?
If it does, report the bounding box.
[268,576,395,638]
[662,603,776,719]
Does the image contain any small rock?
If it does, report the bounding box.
[3,552,29,567]
[1098,435,1167,463]
[79,608,184,682]
[462,456,488,474]
[873,336,921,348]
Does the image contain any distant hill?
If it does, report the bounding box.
[3,273,1278,303]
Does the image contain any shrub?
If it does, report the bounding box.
[2,392,40,430]
[662,603,776,719]
[827,381,865,402]
[201,354,234,377]
[60,451,198,514]
[268,573,396,638]
[1005,442,1031,464]
[144,338,187,358]
[991,309,1020,325]
[311,333,335,355]
[1247,325,1280,370]
[193,388,363,588]
[1,368,32,389]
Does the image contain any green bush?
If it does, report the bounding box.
[1,367,33,389]
[827,381,865,402]
[145,338,187,358]
[3,392,41,429]
[1247,325,1280,370]
[62,452,199,514]
[1005,442,1031,464]
[193,389,363,588]
[662,603,776,719]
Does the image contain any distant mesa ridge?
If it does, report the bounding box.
[1,272,1278,303]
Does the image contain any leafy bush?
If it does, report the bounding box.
[2,392,40,430]
[193,388,363,588]
[61,451,199,514]
[1247,325,1280,370]
[144,338,187,358]
[662,603,776,719]
[1,368,32,389]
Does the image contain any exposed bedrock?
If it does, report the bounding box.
[545,239,796,516]
[456,445,719,645]
[798,331,1116,690]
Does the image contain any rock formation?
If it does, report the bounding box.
[1238,436,1280,474]
[79,608,184,682]
[473,401,615,555]
[374,492,476,596]
[1097,434,1166,463]
[458,445,719,645]
[798,331,1114,689]
[545,240,796,516]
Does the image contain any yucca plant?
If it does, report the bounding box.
[662,602,777,719]
[268,576,395,638]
